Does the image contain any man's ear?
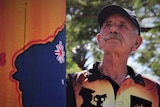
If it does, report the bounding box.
[132,36,142,51]
[96,33,102,49]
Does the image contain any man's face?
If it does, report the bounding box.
[97,14,142,55]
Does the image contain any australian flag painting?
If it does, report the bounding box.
[0,0,66,107]
[12,27,66,107]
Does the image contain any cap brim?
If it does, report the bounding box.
[98,5,131,27]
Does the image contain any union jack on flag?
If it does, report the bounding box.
[54,41,65,64]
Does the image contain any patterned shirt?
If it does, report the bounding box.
[66,62,160,107]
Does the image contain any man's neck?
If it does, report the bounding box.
[99,54,128,85]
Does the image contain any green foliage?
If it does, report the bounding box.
[66,0,160,77]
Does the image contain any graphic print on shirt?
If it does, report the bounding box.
[79,87,107,107]
[130,95,152,107]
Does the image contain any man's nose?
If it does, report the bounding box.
[109,24,119,34]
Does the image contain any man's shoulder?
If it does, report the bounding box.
[140,75,160,94]
[141,75,160,85]
[67,62,101,83]
[67,70,89,83]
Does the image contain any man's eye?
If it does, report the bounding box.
[119,24,127,28]
[105,23,111,27]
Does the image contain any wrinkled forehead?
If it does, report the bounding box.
[103,14,134,25]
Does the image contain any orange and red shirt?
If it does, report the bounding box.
[66,62,160,107]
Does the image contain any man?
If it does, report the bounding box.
[66,5,160,107]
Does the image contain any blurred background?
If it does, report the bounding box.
[66,0,160,83]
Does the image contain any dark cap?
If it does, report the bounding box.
[98,5,140,35]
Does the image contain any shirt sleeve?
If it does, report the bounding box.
[156,83,160,107]
[66,74,76,107]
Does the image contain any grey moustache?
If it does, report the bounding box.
[103,33,122,41]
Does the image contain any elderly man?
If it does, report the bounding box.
[66,5,160,107]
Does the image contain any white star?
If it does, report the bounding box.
[54,41,65,64]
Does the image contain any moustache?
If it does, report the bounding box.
[103,33,123,42]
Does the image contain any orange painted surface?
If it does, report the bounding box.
[0,0,66,106]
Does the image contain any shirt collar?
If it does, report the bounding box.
[127,66,145,86]
[88,62,145,86]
